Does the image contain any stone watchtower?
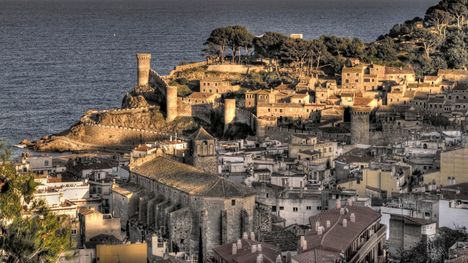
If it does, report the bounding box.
[350,107,371,145]
[136,53,151,86]
[186,127,218,174]
[166,85,178,122]
[223,98,236,133]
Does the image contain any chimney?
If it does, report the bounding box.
[276,255,283,263]
[317,226,323,235]
[326,220,331,228]
[251,244,257,254]
[302,240,308,251]
[343,219,348,228]
[258,244,262,252]
[347,198,353,206]
[243,232,248,239]
[232,243,238,255]
[336,199,341,209]
[340,208,345,215]
[256,254,264,263]
[315,221,320,231]
[350,213,356,223]
[251,231,256,241]
[237,239,242,249]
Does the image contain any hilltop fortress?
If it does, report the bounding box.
[30,51,468,152]
[31,53,272,152]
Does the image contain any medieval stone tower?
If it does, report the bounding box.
[186,127,218,174]
[224,99,236,133]
[136,53,151,86]
[350,107,371,145]
[166,85,178,122]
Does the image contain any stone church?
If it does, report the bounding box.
[112,128,256,261]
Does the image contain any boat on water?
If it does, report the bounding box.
[13,144,26,149]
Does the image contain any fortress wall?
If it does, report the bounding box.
[191,105,215,123]
[149,70,169,96]
[177,99,193,117]
[97,107,165,130]
[82,124,165,146]
[207,64,265,74]
[235,108,254,126]
[169,61,207,76]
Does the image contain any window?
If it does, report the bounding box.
[317,206,322,210]
[306,206,311,210]
[266,193,269,198]
[279,206,284,211]
[272,206,277,212]
[231,199,236,206]
[293,207,298,212]
[44,160,49,166]
[71,229,77,235]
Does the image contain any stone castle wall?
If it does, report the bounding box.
[169,61,207,76]
[192,105,217,124]
[207,64,264,74]
[81,124,165,146]
[235,107,254,126]
[149,70,169,97]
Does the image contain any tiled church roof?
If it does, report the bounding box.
[131,156,254,198]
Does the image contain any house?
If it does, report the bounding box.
[79,208,122,248]
[387,214,437,257]
[292,203,386,263]
[200,78,240,94]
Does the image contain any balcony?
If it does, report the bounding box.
[349,225,386,263]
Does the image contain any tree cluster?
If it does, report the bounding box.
[398,227,468,263]
[203,0,467,77]
[0,144,71,262]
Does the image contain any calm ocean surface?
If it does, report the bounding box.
[0,0,437,147]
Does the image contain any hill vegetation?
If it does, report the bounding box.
[203,0,467,78]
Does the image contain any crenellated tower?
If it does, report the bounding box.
[136,53,151,86]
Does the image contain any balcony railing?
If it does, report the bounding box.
[349,225,387,263]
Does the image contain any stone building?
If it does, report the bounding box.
[438,69,468,81]
[200,78,240,94]
[117,155,256,261]
[256,103,325,121]
[342,64,415,91]
[181,92,220,105]
[288,134,337,161]
[245,89,292,109]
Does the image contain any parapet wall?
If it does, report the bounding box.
[207,64,264,74]
[169,61,207,76]
[149,70,169,97]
